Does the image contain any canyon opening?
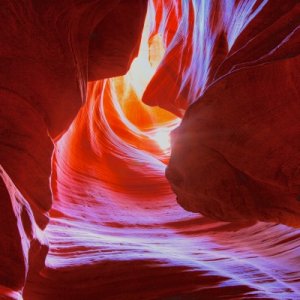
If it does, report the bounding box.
[0,0,300,299]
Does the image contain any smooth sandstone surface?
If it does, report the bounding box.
[0,0,300,299]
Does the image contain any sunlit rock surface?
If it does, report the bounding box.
[165,1,300,225]
[1,0,300,299]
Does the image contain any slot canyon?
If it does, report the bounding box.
[0,0,300,299]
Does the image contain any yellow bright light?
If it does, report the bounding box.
[111,10,180,154]
[126,13,165,99]
[152,128,171,151]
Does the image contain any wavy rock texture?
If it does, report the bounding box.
[1,0,300,299]
[165,1,300,225]
[0,0,147,299]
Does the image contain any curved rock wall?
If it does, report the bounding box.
[166,0,300,226]
[1,0,300,299]
[0,1,147,298]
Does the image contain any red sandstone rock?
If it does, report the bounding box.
[166,1,300,226]
[1,0,300,299]
[0,1,147,298]
[167,55,300,226]
[88,1,147,81]
[0,167,47,300]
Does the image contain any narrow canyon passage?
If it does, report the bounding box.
[1,0,300,299]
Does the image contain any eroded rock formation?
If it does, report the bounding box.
[0,0,300,299]
[0,1,147,298]
[165,1,300,226]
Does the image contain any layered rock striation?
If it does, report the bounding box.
[1,1,300,299]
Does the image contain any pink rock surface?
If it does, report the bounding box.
[1,0,300,299]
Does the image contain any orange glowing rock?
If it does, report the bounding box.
[1,0,300,299]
